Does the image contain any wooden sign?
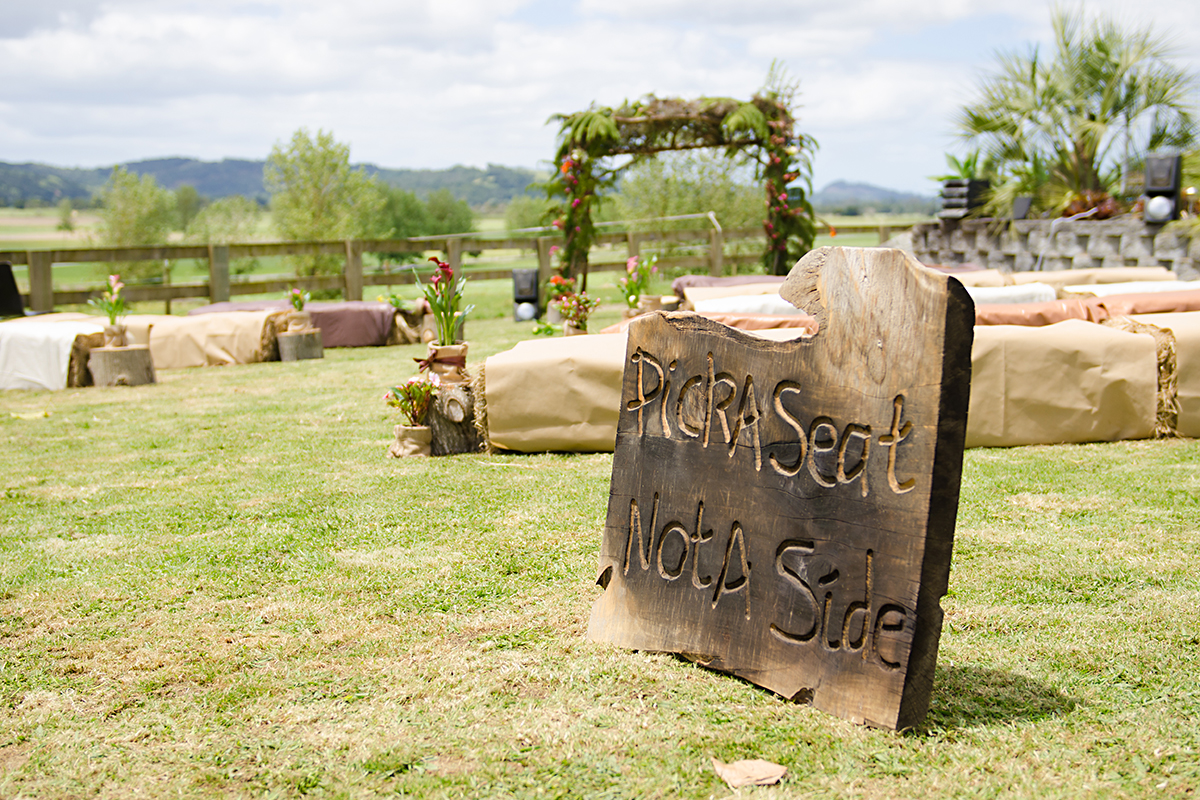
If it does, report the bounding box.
[587,247,974,729]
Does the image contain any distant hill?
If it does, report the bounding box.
[367,164,547,209]
[2,161,930,214]
[123,158,268,200]
[0,158,548,209]
[0,162,110,207]
[812,180,938,214]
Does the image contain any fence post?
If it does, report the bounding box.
[163,260,172,314]
[536,237,555,288]
[344,240,363,301]
[208,245,230,303]
[445,238,463,276]
[28,251,53,312]
[708,229,724,277]
[626,232,641,263]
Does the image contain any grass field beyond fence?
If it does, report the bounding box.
[1,315,1198,798]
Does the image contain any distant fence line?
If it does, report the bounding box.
[3,223,901,311]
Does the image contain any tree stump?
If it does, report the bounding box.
[278,329,323,361]
[88,345,156,387]
[429,384,483,456]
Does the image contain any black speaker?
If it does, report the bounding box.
[938,179,989,219]
[1144,154,1183,223]
[0,262,24,317]
[512,268,539,321]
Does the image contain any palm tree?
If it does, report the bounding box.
[958,8,1197,215]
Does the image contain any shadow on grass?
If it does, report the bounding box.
[919,664,1077,733]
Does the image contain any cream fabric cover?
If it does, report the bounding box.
[966,320,1157,447]
[487,320,1158,452]
[122,312,274,369]
[484,328,810,453]
[0,317,104,390]
[950,269,1007,287]
[484,333,628,452]
[1011,267,1175,287]
[1130,312,1200,439]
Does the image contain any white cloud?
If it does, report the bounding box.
[0,0,1197,193]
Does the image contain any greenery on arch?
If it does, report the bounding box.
[543,70,817,284]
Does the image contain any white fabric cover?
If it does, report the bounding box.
[1061,281,1200,297]
[682,282,786,305]
[692,293,806,316]
[966,283,1057,305]
[0,318,104,390]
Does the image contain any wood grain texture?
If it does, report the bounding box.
[278,330,324,362]
[429,385,484,456]
[587,247,974,729]
[88,345,156,387]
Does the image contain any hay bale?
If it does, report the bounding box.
[1101,316,1179,437]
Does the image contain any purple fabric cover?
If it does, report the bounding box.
[190,301,396,347]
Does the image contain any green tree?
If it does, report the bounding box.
[379,187,433,239]
[264,128,386,277]
[185,196,264,275]
[174,185,203,231]
[504,195,554,232]
[56,198,75,232]
[612,151,762,230]
[96,166,176,281]
[424,188,474,235]
[958,7,1198,215]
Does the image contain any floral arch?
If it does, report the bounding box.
[544,87,817,286]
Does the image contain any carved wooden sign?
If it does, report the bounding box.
[587,247,974,729]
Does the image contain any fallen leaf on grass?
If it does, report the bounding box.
[712,757,787,788]
[10,411,50,420]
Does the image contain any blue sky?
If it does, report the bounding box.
[1,0,1196,195]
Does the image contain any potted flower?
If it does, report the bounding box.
[556,291,600,335]
[89,274,128,347]
[384,373,439,457]
[86,273,156,386]
[617,254,659,317]
[413,257,473,384]
[278,287,323,361]
[286,288,312,331]
[545,272,575,323]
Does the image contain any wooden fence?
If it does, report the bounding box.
[1,223,902,312]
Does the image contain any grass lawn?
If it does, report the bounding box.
[1,305,1198,797]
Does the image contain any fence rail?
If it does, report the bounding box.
[3,223,902,311]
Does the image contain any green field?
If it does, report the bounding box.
[0,306,1197,797]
